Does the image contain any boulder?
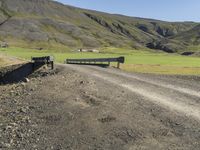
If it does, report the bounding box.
[181,52,195,56]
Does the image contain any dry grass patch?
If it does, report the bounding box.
[0,54,24,68]
[122,64,200,75]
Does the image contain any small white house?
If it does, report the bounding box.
[77,48,99,53]
[0,42,8,48]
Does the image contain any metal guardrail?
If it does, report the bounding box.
[31,56,54,69]
[31,56,54,62]
[66,56,125,68]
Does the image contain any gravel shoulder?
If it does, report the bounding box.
[0,64,200,150]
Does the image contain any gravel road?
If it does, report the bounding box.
[66,64,200,121]
[0,64,200,149]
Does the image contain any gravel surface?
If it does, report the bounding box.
[0,64,200,150]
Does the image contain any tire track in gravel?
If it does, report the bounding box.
[93,73,200,121]
[85,65,200,98]
[63,64,200,122]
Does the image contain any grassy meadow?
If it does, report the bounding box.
[0,47,200,75]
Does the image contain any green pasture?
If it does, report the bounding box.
[0,47,200,75]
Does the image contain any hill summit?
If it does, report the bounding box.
[0,0,199,53]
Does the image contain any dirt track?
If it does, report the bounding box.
[0,64,200,149]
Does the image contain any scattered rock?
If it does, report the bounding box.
[20,83,26,87]
[5,126,12,131]
[24,78,30,83]
[19,107,29,113]
[80,81,84,84]
[3,143,11,148]
[84,95,100,106]
[98,115,116,123]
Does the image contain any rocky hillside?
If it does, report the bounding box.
[0,0,199,53]
[172,24,200,45]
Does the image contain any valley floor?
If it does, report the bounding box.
[1,47,200,75]
[0,64,200,149]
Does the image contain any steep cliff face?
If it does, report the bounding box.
[0,0,198,52]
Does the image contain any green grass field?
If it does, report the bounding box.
[0,47,200,75]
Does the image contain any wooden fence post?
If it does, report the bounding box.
[117,62,120,68]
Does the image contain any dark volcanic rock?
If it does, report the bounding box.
[146,41,175,53]
[181,52,195,56]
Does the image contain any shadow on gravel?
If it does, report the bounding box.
[0,62,44,85]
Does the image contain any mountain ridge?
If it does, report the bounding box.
[0,0,199,54]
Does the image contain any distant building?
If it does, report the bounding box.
[77,48,99,53]
[0,42,9,48]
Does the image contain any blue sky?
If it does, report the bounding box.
[56,0,200,22]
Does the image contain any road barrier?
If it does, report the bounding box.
[65,56,125,68]
[31,56,54,70]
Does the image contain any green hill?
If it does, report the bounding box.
[0,0,199,53]
[171,24,200,53]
